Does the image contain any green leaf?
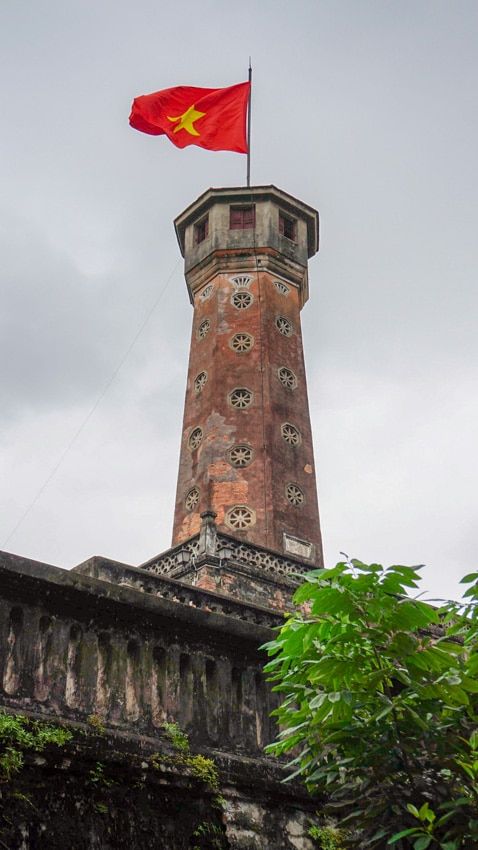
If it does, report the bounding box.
[328,692,342,703]
[374,703,394,722]
[419,802,435,823]
[388,829,421,843]
[414,838,432,850]
[407,804,420,818]
[262,558,478,847]
[460,572,478,583]
[390,632,419,656]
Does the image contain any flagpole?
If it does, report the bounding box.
[246,59,252,187]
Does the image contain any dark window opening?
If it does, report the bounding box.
[194,216,209,245]
[279,212,297,242]
[230,205,255,230]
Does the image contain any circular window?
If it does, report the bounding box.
[225,505,256,530]
[286,483,305,506]
[281,422,301,446]
[275,316,293,337]
[200,284,214,302]
[194,371,208,394]
[228,388,253,409]
[277,367,298,390]
[231,291,253,310]
[274,281,290,296]
[197,319,211,340]
[227,444,254,468]
[188,427,203,451]
[230,333,254,353]
[184,487,199,512]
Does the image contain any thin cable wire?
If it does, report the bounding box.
[2,258,181,550]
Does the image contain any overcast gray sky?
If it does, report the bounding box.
[1,0,477,602]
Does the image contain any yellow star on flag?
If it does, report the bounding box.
[167,104,206,136]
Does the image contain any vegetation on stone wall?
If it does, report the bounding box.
[0,710,72,781]
[150,722,220,791]
[161,720,190,753]
[86,713,107,735]
[308,823,347,850]
[0,712,227,849]
[264,559,478,849]
[191,820,226,850]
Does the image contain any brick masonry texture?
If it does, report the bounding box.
[172,186,323,568]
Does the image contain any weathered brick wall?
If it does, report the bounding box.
[171,185,323,568]
[172,268,323,562]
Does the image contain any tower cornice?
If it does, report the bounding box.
[174,185,319,258]
[180,247,310,307]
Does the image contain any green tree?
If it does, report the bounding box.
[264,560,478,849]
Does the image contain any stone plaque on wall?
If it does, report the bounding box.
[283,533,314,561]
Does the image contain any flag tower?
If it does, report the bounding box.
[147,185,324,609]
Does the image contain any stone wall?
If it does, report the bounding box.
[0,552,278,753]
[0,550,319,849]
[0,724,317,850]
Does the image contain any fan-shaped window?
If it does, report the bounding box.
[200,284,214,302]
[230,275,252,289]
[274,281,290,296]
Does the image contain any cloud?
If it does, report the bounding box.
[1,212,119,420]
[1,0,477,605]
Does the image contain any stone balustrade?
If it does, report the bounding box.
[0,551,279,755]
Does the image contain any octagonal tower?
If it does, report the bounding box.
[172,185,323,568]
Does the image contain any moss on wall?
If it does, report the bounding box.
[0,711,228,850]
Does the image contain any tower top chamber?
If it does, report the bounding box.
[174,185,319,307]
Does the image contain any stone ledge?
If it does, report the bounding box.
[0,705,316,803]
[74,556,284,629]
[0,551,273,645]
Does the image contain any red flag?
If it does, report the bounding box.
[129,82,250,154]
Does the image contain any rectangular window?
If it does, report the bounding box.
[279,212,297,242]
[230,205,255,230]
[194,216,209,245]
